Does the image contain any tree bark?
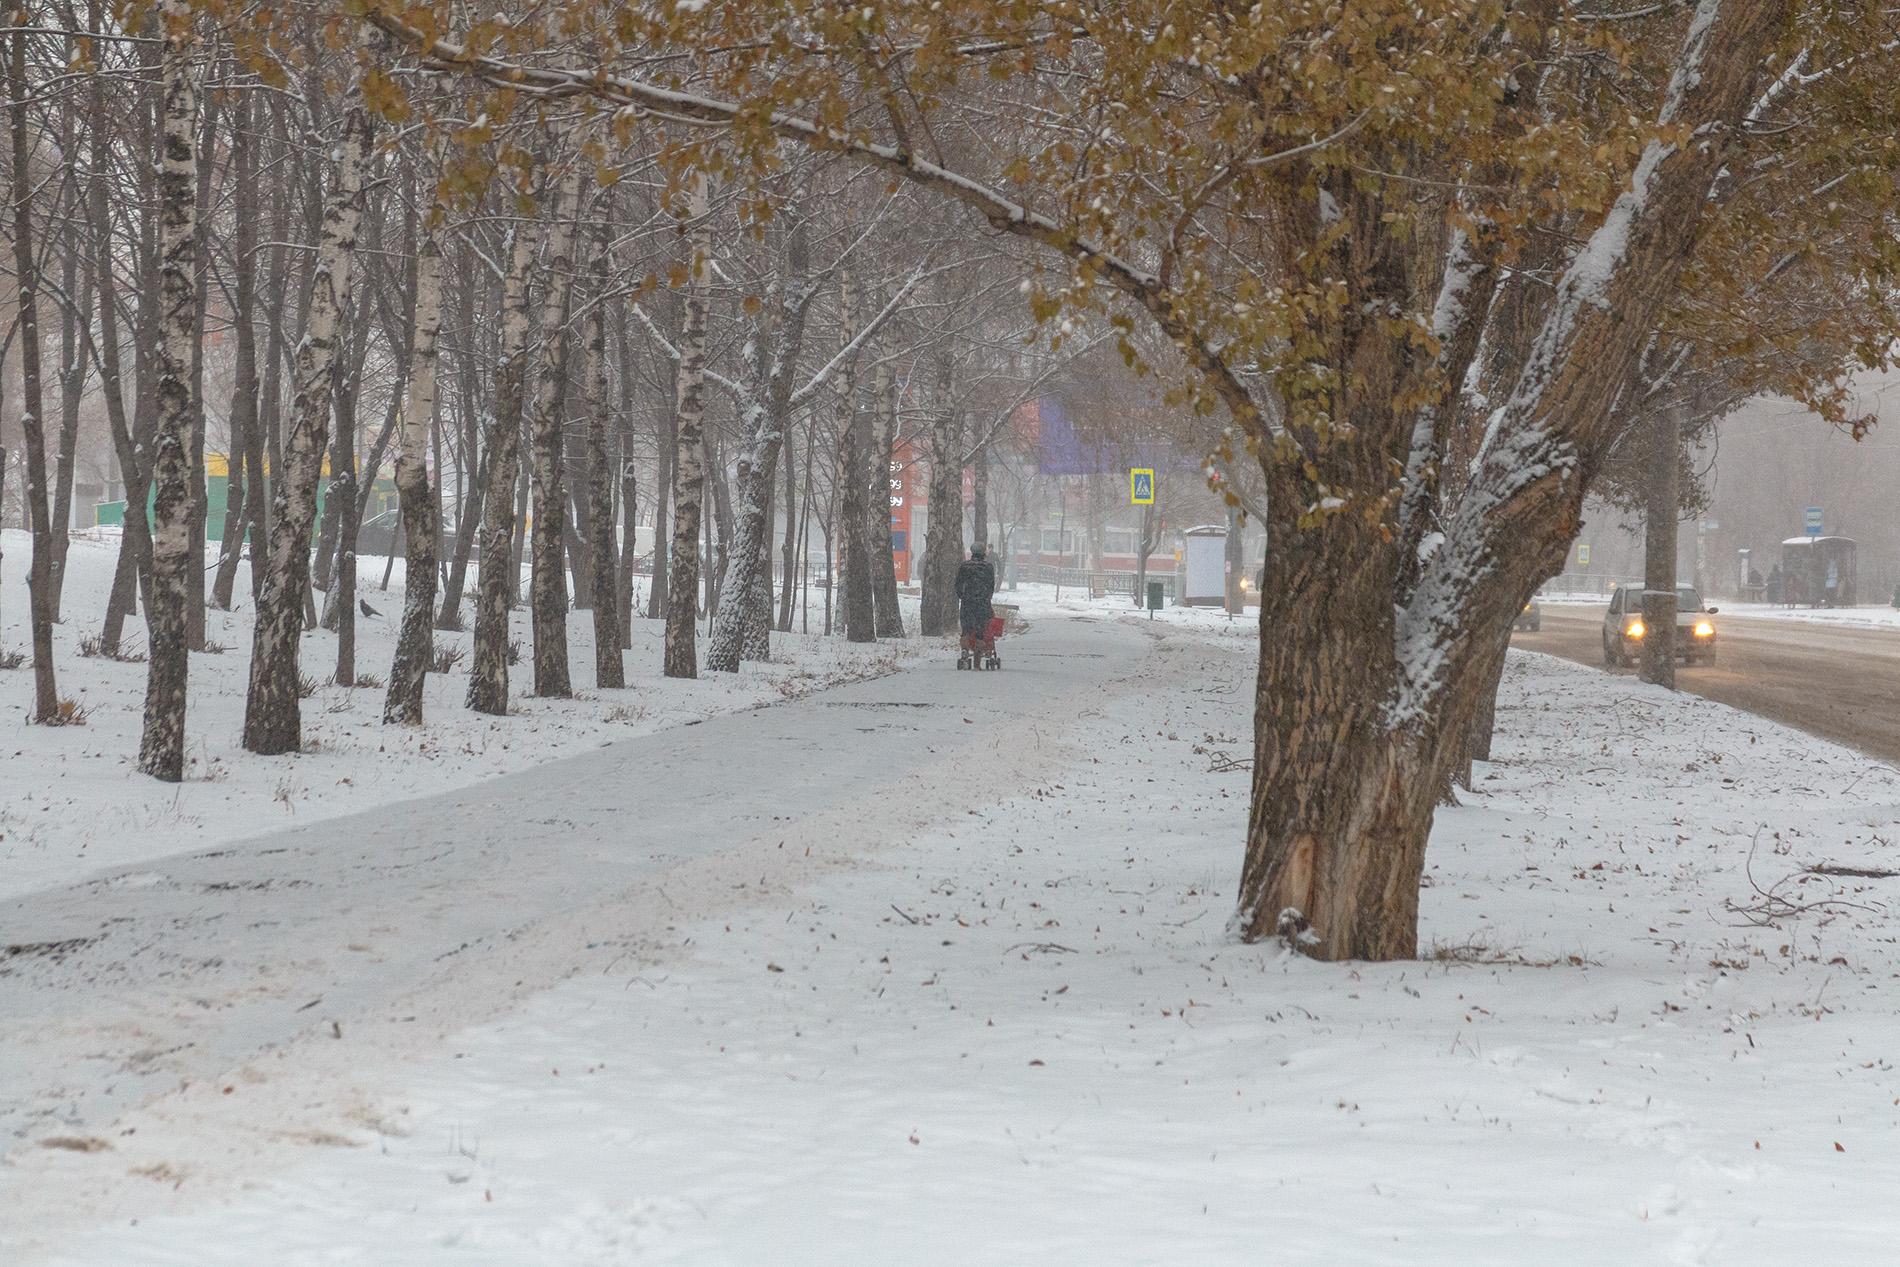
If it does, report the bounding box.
[467,215,538,715]
[137,0,200,778]
[1236,0,1785,959]
[830,274,875,643]
[663,175,711,678]
[384,171,445,725]
[583,204,625,688]
[6,17,60,721]
[870,360,905,638]
[527,166,585,698]
[241,107,368,755]
[918,364,961,637]
[1640,405,1680,688]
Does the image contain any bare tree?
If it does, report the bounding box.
[137,0,202,779]
[242,105,369,755]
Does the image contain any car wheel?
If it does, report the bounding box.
[1602,637,1617,667]
[1530,619,1540,633]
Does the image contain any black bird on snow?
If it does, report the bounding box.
[359,598,382,619]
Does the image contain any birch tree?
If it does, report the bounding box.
[138,0,201,780]
[384,155,447,724]
[242,106,369,755]
[467,212,538,714]
[526,164,585,698]
[582,202,624,688]
[663,173,711,679]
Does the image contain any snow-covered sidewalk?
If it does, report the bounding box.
[12,609,1900,1264]
[0,529,912,901]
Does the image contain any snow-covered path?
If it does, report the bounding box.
[0,612,1153,1241]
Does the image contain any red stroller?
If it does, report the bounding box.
[957,616,1005,671]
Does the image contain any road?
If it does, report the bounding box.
[0,612,1154,1244]
[1517,605,1900,765]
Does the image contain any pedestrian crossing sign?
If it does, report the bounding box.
[1130,468,1155,505]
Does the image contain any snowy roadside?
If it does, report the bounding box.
[0,529,918,900]
[27,616,1900,1265]
[1719,601,1900,632]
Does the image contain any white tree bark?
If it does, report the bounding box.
[384,161,447,725]
[242,106,369,754]
[138,0,200,779]
[663,173,711,679]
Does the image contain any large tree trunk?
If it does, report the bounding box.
[1640,405,1680,688]
[663,175,711,679]
[583,207,625,689]
[467,217,538,714]
[1236,0,1784,959]
[137,0,200,779]
[241,107,368,755]
[709,217,813,672]
[869,361,905,638]
[384,178,445,725]
[6,19,60,722]
[527,168,585,698]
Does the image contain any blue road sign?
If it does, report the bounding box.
[1803,506,1824,535]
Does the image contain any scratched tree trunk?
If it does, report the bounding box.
[137,0,200,778]
[241,107,368,755]
[527,168,584,698]
[664,175,711,679]
[384,174,445,725]
[5,20,60,722]
[467,217,538,715]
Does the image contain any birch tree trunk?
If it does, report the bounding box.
[5,18,59,721]
[663,175,711,678]
[527,167,585,698]
[467,219,538,714]
[241,106,369,755]
[833,276,875,643]
[384,177,446,724]
[869,361,905,638]
[584,209,625,688]
[137,0,200,778]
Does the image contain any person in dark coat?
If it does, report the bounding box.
[955,545,997,643]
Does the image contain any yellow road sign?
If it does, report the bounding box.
[1130,468,1155,505]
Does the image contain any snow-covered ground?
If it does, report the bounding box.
[1720,601,1900,631]
[0,528,914,901]
[8,566,1900,1263]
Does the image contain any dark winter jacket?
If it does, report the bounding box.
[955,557,997,632]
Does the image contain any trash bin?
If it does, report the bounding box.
[1147,581,1165,613]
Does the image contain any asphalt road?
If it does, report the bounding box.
[1517,605,1900,765]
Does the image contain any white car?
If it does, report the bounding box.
[1602,585,1718,667]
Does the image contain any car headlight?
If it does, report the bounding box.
[1693,621,1714,638]
[1625,619,1645,639]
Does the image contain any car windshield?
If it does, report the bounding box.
[1677,588,1703,612]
